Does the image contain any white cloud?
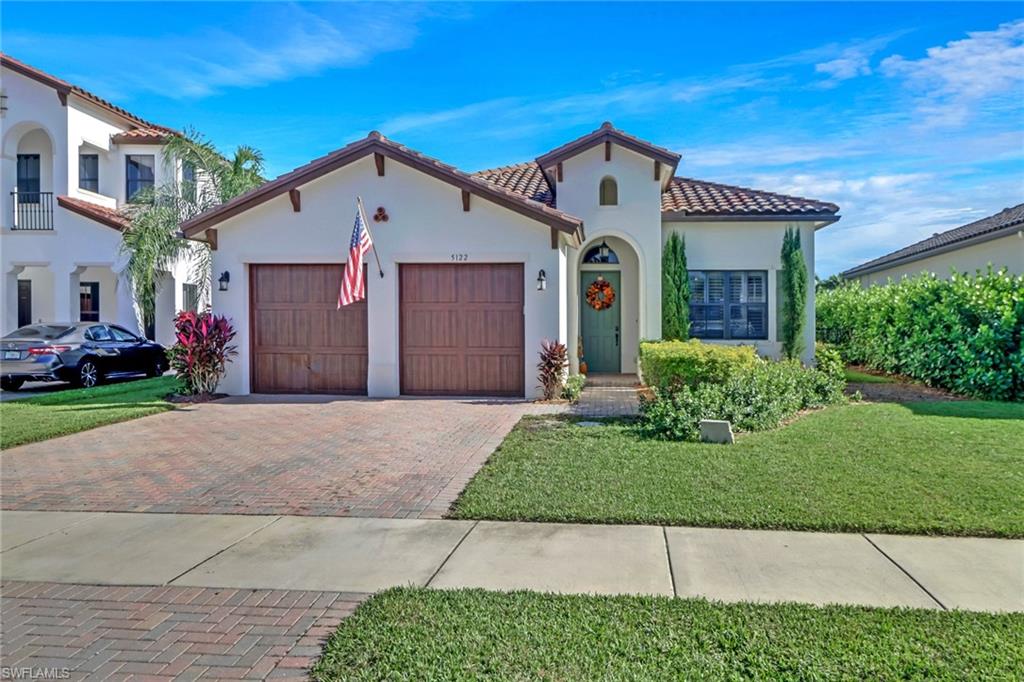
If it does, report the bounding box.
[4,3,433,99]
[881,19,1024,126]
[815,50,872,85]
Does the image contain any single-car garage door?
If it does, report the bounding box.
[400,263,524,397]
[250,264,367,393]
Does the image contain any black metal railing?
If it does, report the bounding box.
[11,191,54,230]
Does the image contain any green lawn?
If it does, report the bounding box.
[313,588,1024,681]
[844,367,896,383]
[452,401,1024,538]
[1,376,179,449]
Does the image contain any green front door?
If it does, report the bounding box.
[580,270,621,373]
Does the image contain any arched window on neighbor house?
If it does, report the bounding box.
[599,176,618,206]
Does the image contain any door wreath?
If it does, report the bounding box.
[586,279,616,311]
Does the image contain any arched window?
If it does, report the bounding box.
[583,240,619,264]
[599,176,618,206]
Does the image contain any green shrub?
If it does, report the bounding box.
[638,359,845,441]
[639,340,758,391]
[780,227,808,360]
[817,269,1024,401]
[562,374,586,403]
[662,232,689,340]
[814,342,846,388]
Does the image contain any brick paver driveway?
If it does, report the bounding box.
[1,396,549,518]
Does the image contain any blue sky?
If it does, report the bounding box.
[4,2,1022,275]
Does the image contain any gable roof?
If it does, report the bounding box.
[661,177,839,218]
[842,203,1024,278]
[535,122,681,170]
[472,162,839,220]
[181,132,584,241]
[1,53,176,141]
[57,196,132,231]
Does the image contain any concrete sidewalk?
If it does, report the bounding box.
[2,511,1021,612]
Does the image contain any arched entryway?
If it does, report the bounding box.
[576,234,641,375]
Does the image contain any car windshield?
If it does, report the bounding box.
[4,325,74,340]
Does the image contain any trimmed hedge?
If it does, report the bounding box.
[639,340,758,391]
[817,269,1024,401]
[639,344,846,441]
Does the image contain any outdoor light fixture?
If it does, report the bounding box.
[598,239,610,260]
[218,271,230,292]
[537,269,547,291]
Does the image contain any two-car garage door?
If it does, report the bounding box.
[250,263,524,396]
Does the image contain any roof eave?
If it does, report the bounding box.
[182,137,584,238]
[57,196,129,232]
[841,223,1024,279]
[535,129,681,172]
[662,212,840,226]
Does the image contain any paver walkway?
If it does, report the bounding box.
[1,396,549,518]
[3,511,1020,614]
[0,582,365,681]
[572,373,640,417]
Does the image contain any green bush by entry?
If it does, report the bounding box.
[817,269,1024,401]
[561,374,586,402]
[639,339,757,391]
[639,347,845,441]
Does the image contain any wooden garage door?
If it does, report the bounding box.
[400,263,524,397]
[250,264,367,394]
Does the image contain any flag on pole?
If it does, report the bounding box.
[337,201,373,308]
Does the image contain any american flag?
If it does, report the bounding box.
[337,201,373,308]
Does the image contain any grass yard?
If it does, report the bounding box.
[452,401,1024,538]
[844,366,896,383]
[1,376,179,449]
[313,588,1024,681]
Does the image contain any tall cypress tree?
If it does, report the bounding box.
[780,227,808,359]
[662,232,690,340]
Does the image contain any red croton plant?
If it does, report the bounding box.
[168,311,238,395]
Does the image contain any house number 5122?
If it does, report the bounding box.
[450,253,468,261]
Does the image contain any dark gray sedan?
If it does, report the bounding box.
[0,323,167,391]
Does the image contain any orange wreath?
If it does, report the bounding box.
[586,279,616,311]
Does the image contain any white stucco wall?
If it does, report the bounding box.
[557,143,664,351]
[854,232,1024,287]
[207,153,564,398]
[664,220,819,365]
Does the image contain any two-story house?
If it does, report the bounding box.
[1,54,200,345]
[179,124,840,398]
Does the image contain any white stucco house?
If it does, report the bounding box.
[842,203,1023,286]
[1,54,200,345]
[181,123,840,399]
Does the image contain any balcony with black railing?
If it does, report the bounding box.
[10,191,54,230]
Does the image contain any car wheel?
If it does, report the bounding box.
[147,359,165,378]
[1,377,25,391]
[75,361,101,389]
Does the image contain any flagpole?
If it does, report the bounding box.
[357,196,385,279]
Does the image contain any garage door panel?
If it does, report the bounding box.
[400,263,524,397]
[251,265,367,394]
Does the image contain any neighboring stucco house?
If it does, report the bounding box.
[1,54,200,345]
[843,203,1024,286]
[181,123,840,398]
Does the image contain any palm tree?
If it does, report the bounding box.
[119,129,264,335]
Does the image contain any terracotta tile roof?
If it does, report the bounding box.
[1,53,177,141]
[842,203,1024,278]
[57,196,132,231]
[472,162,839,219]
[662,177,839,217]
[110,125,176,144]
[472,162,555,207]
[182,132,584,242]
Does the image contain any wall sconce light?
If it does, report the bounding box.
[598,239,610,260]
[218,271,230,292]
[536,269,547,291]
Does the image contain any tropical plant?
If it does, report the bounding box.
[661,232,690,340]
[780,226,808,360]
[817,269,1024,401]
[167,311,238,395]
[119,128,265,334]
[537,340,569,400]
[561,374,586,402]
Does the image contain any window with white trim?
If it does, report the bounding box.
[688,270,768,340]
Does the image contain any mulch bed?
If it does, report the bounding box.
[165,392,228,404]
[845,381,963,403]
